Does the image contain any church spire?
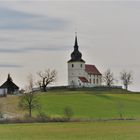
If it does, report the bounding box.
[68,33,85,63]
[74,32,78,49]
[7,73,12,82]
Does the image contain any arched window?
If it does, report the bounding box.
[96,79,98,84]
[81,64,82,68]
[93,78,95,84]
[72,64,74,68]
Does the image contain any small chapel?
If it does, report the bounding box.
[67,35,102,87]
[0,74,19,94]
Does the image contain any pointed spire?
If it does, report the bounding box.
[74,32,78,50]
[7,73,12,82]
[68,32,85,63]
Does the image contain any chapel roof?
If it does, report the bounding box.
[79,77,89,83]
[0,74,19,89]
[85,64,102,75]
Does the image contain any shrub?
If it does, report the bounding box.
[63,106,73,121]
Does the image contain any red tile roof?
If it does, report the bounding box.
[79,77,89,83]
[85,64,102,75]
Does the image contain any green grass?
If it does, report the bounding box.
[0,90,140,139]
[1,90,140,119]
[38,90,140,119]
[0,121,140,140]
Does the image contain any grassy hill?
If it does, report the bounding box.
[1,89,140,119]
[1,90,140,140]
[39,90,140,119]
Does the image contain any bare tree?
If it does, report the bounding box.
[120,71,133,90]
[103,69,115,87]
[19,74,40,117]
[36,80,42,91]
[27,74,34,92]
[19,92,40,118]
[37,69,57,92]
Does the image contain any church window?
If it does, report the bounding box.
[90,79,91,83]
[96,79,98,84]
[93,78,95,84]
[72,64,74,67]
[81,64,82,68]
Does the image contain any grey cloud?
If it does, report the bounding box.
[26,45,71,52]
[0,45,71,53]
[0,37,10,42]
[0,64,23,68]
[0,48,25,53]
[0,7,68,30]
[0,7,37,19]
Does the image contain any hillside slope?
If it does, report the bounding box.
[39,90,140,118]
[0,90,140,119]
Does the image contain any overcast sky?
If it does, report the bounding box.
[0,0,139,91]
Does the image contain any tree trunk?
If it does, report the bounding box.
[125,84,128,91]
[42,78,47,92]
[107,83,110,87]
[43,85,46,92]
[29,107,32,117]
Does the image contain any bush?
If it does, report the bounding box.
[37,111,50,121]
[63,106,73,121]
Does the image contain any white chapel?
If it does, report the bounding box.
[67,35,102,87]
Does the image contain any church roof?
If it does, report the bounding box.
[79,77,89,83]
[0,74,19,89]
[85,64,102,75]
[68,35,85,63]
[0,81,19,89]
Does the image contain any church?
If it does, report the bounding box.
[0,74,19,94]
[67,35,102,87]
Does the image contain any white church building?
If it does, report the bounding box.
[67,35,102,87]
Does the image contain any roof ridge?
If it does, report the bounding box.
[85,64,102,75]
[85,64,95,66]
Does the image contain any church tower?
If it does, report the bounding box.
[67,34,86,87]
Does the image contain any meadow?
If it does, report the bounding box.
[0,89,140,140]
[1,89,140,119]
[39,90,140,119]
[0,121,140,140]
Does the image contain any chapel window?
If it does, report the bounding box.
[96,79,98,84]
[90,79,91,83]
[93,79,95,84]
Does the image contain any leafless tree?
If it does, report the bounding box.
[103,69,115,87]
[36,80,42,91]
[37,69,57,92]
[120,71,133,90]
[27,74,34,92]
[19,74,40,117]
[19,92,40,118]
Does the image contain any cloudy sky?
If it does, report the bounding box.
[0,0,139,91]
